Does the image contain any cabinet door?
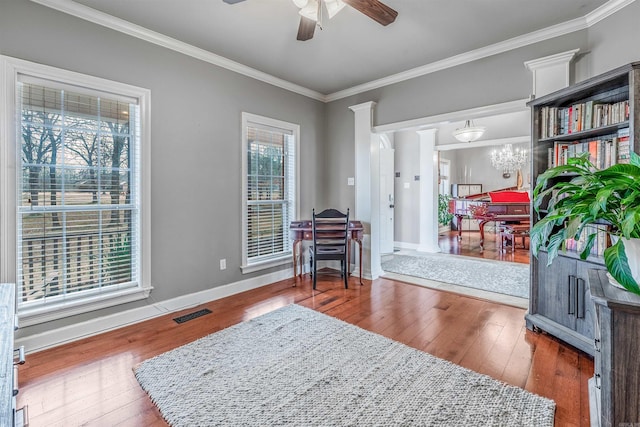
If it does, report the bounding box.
[537,252,577,330]
[574,261,601,340]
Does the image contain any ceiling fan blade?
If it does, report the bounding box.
[297,16,316,41]
[342,0,398,26]
[222,0,245,4]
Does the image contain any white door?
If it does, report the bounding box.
[380,147,395,254]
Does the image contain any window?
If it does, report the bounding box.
[0,56,151,325]
[241,113,299,273]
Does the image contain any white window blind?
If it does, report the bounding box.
[16,77,141,308]
[242,114,298,270]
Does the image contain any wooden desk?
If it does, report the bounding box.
[289,220,364,285]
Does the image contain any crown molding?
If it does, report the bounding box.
[326,0,634,101]
[30,0,635,103]
[524,48,581,71]
[28,0,326,102]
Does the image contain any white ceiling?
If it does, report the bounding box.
[57,0,618,98]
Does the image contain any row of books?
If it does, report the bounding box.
[546,128,630,169]
[564,224,609,257]
[539,99,629,138]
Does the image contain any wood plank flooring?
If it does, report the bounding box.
[15,231,593,426]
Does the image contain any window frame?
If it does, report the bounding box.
[240,112,299,274]
[0,55,152,326]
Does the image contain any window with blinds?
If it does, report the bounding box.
[242,113,298,271]
[16,77,141,308]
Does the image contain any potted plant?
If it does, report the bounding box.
[438,194,454,226]
[530,151,640,295]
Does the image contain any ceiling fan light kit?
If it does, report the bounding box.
[452,120,486,143]
[223,0,397,41]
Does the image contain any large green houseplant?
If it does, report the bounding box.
[530,151,640,295]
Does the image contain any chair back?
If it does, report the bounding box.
[312,208,349,261]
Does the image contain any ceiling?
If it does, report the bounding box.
[62,0,614,98]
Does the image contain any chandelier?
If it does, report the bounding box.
[490,144,527,178]
[452,120,485,143]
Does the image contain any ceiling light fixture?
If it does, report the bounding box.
[490,144,527,179]
[294,0,346,22]
[452,120,486,143]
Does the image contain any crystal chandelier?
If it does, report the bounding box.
[490,144,527,178]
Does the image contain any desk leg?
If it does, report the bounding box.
[455,215,463,241]
[356,238,363,285]
[292,239,302,277]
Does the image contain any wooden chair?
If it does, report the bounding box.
[309,208,349,290]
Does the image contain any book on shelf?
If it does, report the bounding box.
[547,128,630,169]
[539,99,629,138]
[564,224,609,257]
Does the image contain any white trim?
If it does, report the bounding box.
[1,55,153,324]
[240,112,300,272]
[393,241,420,251]
[374,99,530,134]
[0,57,17,283]
[524,49,580,71]
[28,0,325,102]
[436,136,531,152]
[28,0,634,102]
[15,268,294,353]
[240,256,290,274]
[18,286,153,327]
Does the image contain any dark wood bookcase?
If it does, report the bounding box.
[525,62,640,356]
[526,62,640,426]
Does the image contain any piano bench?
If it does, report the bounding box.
[500,223,530,253]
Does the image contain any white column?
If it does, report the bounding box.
[524,49,579,98]
[349,101,382,280]
[416,129,441,253]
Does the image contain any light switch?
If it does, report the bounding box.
[347,177,355,186]
[404,182,410,189]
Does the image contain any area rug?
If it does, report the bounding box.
[135,304,554,426]
[381,252,529,299]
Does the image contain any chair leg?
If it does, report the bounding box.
[343,258,348,289]
[312,261,317,290]
[309,254,313,277]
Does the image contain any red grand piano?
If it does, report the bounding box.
[448,187,531,251]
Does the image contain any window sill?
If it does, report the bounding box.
[241,256,291,274]
[18,285,153,327]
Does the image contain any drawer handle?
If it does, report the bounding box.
[13,365,19,396]
[14,346,25,365]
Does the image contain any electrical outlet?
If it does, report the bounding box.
[220,259,226,270]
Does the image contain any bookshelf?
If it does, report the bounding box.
[525,62,640,357]
[527,62,640,427]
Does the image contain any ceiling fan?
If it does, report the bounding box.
[222,0,398,41]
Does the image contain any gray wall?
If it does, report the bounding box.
[2,0,639,338]
[1,0,326,338]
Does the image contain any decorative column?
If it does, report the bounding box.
[416,129,441,253]
[349,101,382,280]
[524,49,579,98]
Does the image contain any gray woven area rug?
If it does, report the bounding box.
[135,304,554,427]
[382,252,529,299]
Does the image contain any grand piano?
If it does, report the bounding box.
[448,187,530,251]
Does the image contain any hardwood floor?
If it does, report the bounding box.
[15,231,593,427]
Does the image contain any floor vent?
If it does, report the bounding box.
[173,308,212,324]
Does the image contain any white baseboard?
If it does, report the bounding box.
[16,268,295,354]
[393,241,419,251]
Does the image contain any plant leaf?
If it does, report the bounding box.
[604,240,640,295]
